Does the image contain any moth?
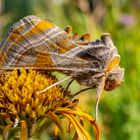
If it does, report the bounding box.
[0,15,124,120]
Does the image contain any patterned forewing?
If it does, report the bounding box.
[0,16,54,67]
[0,16,120,76]
[0,16,76,68]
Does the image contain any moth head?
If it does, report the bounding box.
[104,67,124,91]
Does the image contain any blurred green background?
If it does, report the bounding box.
[0,0,140,140]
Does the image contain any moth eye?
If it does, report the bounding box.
[107,73,119,82]
[108,73,114,79]
[104,80,120,91]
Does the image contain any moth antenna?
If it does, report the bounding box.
[64,25,72,34]
[80,34,91,41]
[37,76,72,94]
[95,76,106,121]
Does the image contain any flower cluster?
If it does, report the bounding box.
[0,69,99,140]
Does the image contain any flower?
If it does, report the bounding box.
[0,69,99,140]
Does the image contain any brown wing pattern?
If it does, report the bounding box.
[0,15,120,75]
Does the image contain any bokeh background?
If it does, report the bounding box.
[0,0,140,140]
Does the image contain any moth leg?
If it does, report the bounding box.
[37,76,72,94]
[71,86,94,97]
[65,79,74,91]
[95,76,106,121]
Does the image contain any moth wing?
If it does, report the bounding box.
[101,33,121,71]
[105,55,120,72]
[0,15,56,52]
[0,15,82,69]
[75,33,121,72]
[0,48,93,74]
